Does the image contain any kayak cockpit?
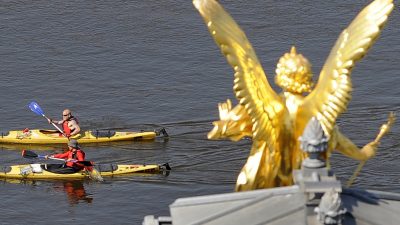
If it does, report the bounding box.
[41,164,81,174]
[90,130,116,138]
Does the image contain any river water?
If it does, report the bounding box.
[0,0,399,224]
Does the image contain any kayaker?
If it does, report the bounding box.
[45,139,86,172]
[48,109,81,137]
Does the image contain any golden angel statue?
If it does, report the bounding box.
[193,0,395,191]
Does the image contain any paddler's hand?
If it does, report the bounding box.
[47,118,53,124]
[44,155,50,159]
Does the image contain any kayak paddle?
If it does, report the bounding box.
[22,149,93,166]
[28,101,68,138]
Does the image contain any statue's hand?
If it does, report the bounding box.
[360,141,379,160]
[218,100,233,121]
[208,100,252,141]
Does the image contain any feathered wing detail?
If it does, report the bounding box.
[297,0,394,136]
[194,0,285,141]
[194,0,288,190]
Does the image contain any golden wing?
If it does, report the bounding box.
[193,0,285,142]
[194,0,289,190]
[297,0,394,136]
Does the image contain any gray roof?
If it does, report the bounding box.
[144,186,400,225]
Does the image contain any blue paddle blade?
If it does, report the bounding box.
[28,101,45,116]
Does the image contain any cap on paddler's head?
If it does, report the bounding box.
[68,139,79,149]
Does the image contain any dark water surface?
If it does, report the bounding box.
[0,0,399,224]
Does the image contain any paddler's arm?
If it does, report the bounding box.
[50,152,69,160]
[69,120,81,136]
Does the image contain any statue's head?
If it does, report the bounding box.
[275,46,314,94]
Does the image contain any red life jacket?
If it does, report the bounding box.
[53,148,85,170]
[62,117,79,136]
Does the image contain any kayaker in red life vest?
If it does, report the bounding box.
[45,139,86,172]
[47,109,81,137]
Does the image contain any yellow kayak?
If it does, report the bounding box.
[0,163,171,179]
[0,128,168,144]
